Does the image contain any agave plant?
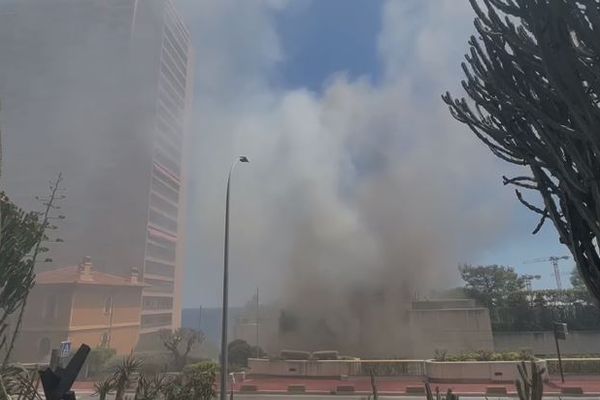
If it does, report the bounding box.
[112,352,142,400]
[93,377,115,400]
[2,365,42,400]
[134,373,167,400]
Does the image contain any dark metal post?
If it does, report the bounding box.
[220,156,248,400]
[256,287,260,358]
[554,323,565,383]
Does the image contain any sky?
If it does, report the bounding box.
[176,0,570,308]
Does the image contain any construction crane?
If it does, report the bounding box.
[523,256,570,290]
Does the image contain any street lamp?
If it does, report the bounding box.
[220,155,249,400]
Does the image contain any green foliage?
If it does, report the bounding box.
[2,365,42,400]
[161,362,217,400]
[516,361,544,400]
[571,268,586,291]
[159,328,204,371]
[444,0,600,306]
[228,339,265,370]
[459,264,526,311]
[0,193,44,359]
[180,362,217,400]
[458,264,600,331]
[85,346,117,377]
[93,377,114,400]
[112,352,142,400]
[134,374,166,400]
[434,350,533,362]
[493,289,600,331]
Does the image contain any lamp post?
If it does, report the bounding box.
[220,155,249,400]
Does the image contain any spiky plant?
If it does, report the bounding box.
[369,369,378,400]
[112,352,142,400]
[516,361,545,400]
[134,373,166,400]
[425,382,459,400]
[3,365,42,400]
[93,377,114,400]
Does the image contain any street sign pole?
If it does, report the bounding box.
[553,322,567,383]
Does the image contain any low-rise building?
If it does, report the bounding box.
[13,257,144,363]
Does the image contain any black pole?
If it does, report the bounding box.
[220,164,233,400]
[554,325,565,383]
[220,156,248,400]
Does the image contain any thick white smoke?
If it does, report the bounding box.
[178,0,522,352]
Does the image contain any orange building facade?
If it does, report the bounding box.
[13,257,144,363]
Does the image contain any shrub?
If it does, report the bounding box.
[85,347,117,377]
[440,351,534,362]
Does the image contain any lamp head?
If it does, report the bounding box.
[239,156,249,163]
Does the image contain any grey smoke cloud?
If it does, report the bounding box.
[180,0,520,317]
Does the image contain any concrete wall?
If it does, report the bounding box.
[248,358,547,382]
[248,358,360,377]
[493,331,600,355]
[409,308,494,358]
[425,360,548,383]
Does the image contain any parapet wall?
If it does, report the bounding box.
[247,358,548,382]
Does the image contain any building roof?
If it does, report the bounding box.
[36,266,145,287]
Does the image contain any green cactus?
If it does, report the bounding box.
[516,361,544,400]
[424,382,459,400]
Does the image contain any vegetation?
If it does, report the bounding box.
[0,194,44,364]
[433,350,534,362]
[1,174,65,365]
[459,264,526,311]
[457,264,600,331]
[159,328,204,371]
[112,352,143,400]
[93,353,217,400]
[425,382,459,400]
[368,369,378,400]
[516,361,545,400]
[444,0,600,305]
[93,377,114,400]
[227,339,265,370]
[571,267,586,290]
[85,346,116,377]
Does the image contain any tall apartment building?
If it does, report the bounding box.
[0,0,194,338]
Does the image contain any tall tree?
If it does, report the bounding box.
[443,0,600,305]
[2,173,65,365]
[0,194,43,360]
[159,328,203,371]
[459,264,526,311]
[570,267,586,290]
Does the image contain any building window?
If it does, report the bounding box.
[104,297,112,315]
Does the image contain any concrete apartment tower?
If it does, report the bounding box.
[0,0,194,339]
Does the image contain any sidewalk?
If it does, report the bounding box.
[72,375,600,396]
[228,375,600,396]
